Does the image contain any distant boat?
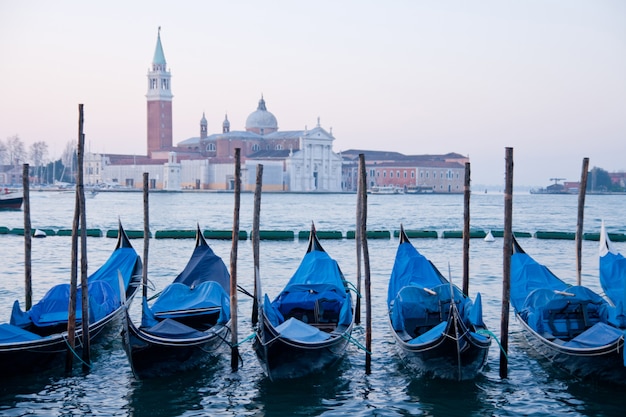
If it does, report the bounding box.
[369,185,404,195]
[405,185,434,194]
[0,189,23,210]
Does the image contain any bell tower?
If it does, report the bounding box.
[146,27,173,157]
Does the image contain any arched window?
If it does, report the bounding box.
[252,144,261,152]
[206,143,216,152]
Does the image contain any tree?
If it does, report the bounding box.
[61,140,77,183]
[30,141,49,184]
[0,139,7,165]
[588,167,613,192]
[5,135,26,166]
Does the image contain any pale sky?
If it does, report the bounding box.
[1,0,624,187]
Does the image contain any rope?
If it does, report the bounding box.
[341,332,372,355]
[477,328,508,360]
[237,285,254,298]
[63,334,92,369]
[232,332,256,348]
[345,281,362,299]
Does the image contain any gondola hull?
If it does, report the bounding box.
[515,313,626,383]
[0,311,128,376]
[253,312,352,380]
[390,312,490,381]
[122,310,230,379]
[0,223,142,376]
[511,236,626,384]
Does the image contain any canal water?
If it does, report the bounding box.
[1,191,625,416]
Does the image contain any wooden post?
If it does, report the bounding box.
[355,158,363,325]
[230,148,241,371]
[576,158,589,286]
[77,110,90,371]
[359,154,372,374]
[22,164,32,310]
[252,164,263,325]
[462,162,471,296]
[500,147,513,379]
[143,172,150,300]
[66,104,84,372]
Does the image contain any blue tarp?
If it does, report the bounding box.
[387,242,447,308]
[600,251,626,312]
[152,281,229,319]
[173,243,230,291]
[143,238,231,329]
[270,249,352,327]
[17,280,119,327]
[0,323,43,343]
[510,252,567,312]
[408,321,448,345]
[144,318,209,339]
[9,244,139,329]
[275,317,331,343]
[563,322,624,349]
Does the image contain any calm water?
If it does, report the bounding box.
[1,191,625,416]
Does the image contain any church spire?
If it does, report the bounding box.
[152,26,167,71]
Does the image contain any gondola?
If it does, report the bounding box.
[0,222,142,376]
[511,236,626,383]
[599,222,626,314]
[121,226,231,379]
[387,226,491,381]
[253,223,354,380]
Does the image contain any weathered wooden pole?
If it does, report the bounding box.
[22,163,32,310]
[66,104,84,372]
[575,157,589,286]
[251,164,263,325]
[462,162,471,296]
[355,159,363,325]
[76,109,90,371]
[359,154,372,374]
[143,172,150,300]
[500,147,513,379]
[230,148,241,371]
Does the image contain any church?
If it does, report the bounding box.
[87,29,343,192]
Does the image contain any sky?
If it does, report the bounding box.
[1,0,624,187]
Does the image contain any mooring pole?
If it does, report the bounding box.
[23,163,32,310]
[66,104,84,372]
[77,108,90,371]
[143,172,150,300]
[576,157,589,286]
[462,162,471,296]
[500,147,513,379]
[230,148,241,371]
[355,158,363,325]
[359,154,372,374]
[252,164,263,325]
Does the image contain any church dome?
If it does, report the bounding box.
[245,96,278,134]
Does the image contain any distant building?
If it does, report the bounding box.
[340,150,468,193]
[146,28,173,158]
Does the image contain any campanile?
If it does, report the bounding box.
[146,27,173,157]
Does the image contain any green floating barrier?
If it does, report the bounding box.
[442,230,487,239]
[56,229,103,237]
[393,230,438,239]
[490,230,532,238]
[583,232,626,242]
[203,230,248,240]
[0,226,10,234]
[346,230,391,239]
[6,227,54,236]
[298,230,343,240]
[256,230,294,240]
[535,231,575,240]
[155,229,196,239]
[106,229,151,239]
